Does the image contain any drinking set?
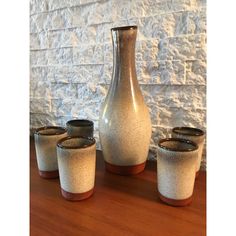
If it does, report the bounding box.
[33,25,205,207]
[34,120,205,206]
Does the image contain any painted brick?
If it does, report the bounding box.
[188,8,207,34]
[47,66,76,83]
[30,13,51,33]
[30,80,51,98]
[50,8,73,30]
[71,101,101,121]
[30,50,48,66]
[48,48,73,65]
[136,39,159,62]
[101,63,113,84]
[30,66,48,81]
[30,98,51,114]
[48,29,75,48]
[158,34,206,61]
[141,85,206,109]
[73,25,104,45]
[30,0,48,14]
[111,0,131,21]
[50,82,77,99]
[30,113,56,128]
[130,0,171,18]
[51,98,75,116]
[72,64,105,84]
[30,31,49,50]
[76,83,108,104]
[73,44,104,64]
[156,106,206,129]
[136,60,185,84]
[47,0,69,11]
[186,60,206,85]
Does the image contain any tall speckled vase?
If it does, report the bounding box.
[99,26,152,175]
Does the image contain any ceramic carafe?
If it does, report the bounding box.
[99,26,152,175]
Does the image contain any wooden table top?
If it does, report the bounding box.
[30,139,206,236]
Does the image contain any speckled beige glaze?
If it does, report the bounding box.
[66,119,94,137]
[57,137,96,194]
[172,127,205,172]
[34,126,67,172]
[157,138,198,200]
[99,26,151,168]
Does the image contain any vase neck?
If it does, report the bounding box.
[111,27,137,84]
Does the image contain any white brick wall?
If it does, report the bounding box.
[30,0,207,169]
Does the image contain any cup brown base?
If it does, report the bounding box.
[105,161,146,175]
[195,170,200,178]
[61,188,94,201]
[39,170,59,179]
[158,191,193,207]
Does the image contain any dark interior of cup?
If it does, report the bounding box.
[158,138,198,152]
[58,137,95,149]
[173,127,204,136]
[36,126,66,135]
[67,119,93,127]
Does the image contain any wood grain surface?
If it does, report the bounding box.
[30,138,206,236]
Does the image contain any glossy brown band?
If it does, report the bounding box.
[158,138,198,152]
[158,191,193,207]
[172,127,205,136]
[57,136,96,149]
[66,119,94,127]
[105,161,146,175]
[38,170,59,179]
[35,126,67,136]
[61,188,94,201]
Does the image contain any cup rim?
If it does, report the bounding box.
[34,126,67,136]
[172,127,205,136]
[158,138,198,152]
[57,136,96,149]
[66,119,94,127]
[111,25,137,31]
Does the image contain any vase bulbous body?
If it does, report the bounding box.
[99,26,152,175]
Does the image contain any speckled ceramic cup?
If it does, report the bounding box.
[157,138,198,207]
[66,119,94,137]
[34,126,67,179]
[57,136,96,201]
[172,127,205,177]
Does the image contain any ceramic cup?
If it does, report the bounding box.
[34,126,67,179]
[157,138,198,207]
[172,127,205,177]
[57,136,96,201]
[66,119,94,138]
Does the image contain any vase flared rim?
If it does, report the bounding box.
[111,25,137,31]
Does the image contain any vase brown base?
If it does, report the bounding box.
[39,170,59,179]
[158,191,193,207]
[105,161,146,175]
[61,188,94,201]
